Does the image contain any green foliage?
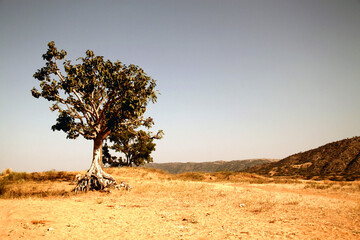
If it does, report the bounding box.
[103,129,164,167]
[32,41,160,141]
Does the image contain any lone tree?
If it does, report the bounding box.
[103,129,163,167]
[32,41,161,192]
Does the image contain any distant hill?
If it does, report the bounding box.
[145,159,277,174]
[246,136,360,180]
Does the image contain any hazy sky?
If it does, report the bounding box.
[1,0,359,172]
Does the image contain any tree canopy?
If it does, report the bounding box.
[32,41,158,141]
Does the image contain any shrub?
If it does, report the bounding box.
[6,172,29,181]
[0,180,7,195]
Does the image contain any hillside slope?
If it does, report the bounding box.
[247,136,360,180]
[145,159,276,174]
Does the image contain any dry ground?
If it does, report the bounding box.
[0,168,359,239]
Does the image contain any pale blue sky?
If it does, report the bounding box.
[1,0,359,172]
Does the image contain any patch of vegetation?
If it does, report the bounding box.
[0,186,70,199]
[1,171,75,182]
[0,170,76,199]
[246,196,277,214]
[0,180,7,196]
[144,168,168,175]
[175,172,206,181]
[271,178,302,184]
[303,180,360,192]
[5,172,29,181]
[304,181,340,190]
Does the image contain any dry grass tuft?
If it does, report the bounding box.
[244,195,277,214]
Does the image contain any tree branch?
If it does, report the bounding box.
[97,94,107,112]
[55,70,66,82]
[55,69,96,125]
[89,98,100,120]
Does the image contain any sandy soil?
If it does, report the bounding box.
[0,169,359,239]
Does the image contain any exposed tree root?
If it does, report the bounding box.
[73,172,132,193]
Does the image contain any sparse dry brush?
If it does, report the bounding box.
[1,168,359,199]
[304,180,360,193]
[0,170,77,199]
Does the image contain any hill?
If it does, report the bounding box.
[246,136,360,180]
[145,159,276,174]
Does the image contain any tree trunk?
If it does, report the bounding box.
[74,136,131,192]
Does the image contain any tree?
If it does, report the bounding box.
[32,41,161,192]
[103,129,163,167]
